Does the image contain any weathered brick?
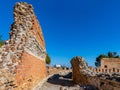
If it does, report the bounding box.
[0,2,47,90]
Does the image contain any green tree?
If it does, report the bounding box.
[0,35,4,47]
[95,52,120,67]
[95,54,108,67]
[45,54,51,65]
[108,52,113,58]
[108,52,119,58]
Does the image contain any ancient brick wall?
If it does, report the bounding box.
[100,58,120,69]
[0,2,47,90]
[89,58,120,74]
[71,56,120,90]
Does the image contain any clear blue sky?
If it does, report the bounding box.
[0,0,120,67]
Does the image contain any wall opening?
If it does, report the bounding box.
[117,69,119,73]
[105,69,107,72]
[113,68,115,72]
[104,65,107,68]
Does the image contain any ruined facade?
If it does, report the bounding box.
[89,58,120,74]
[0,2,47,90]
[71,56,120,90]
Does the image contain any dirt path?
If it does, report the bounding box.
[33,71,73,90]
[39,73,77,90]
[35,72,98,90]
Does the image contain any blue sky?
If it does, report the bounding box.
[0,0,120,67]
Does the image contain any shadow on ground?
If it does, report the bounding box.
[47,72,74,86]
[47,72,99,90]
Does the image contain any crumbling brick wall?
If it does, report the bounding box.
[0,2,47,90]
[89,58,120,74]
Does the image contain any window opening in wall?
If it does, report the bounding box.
[113,68,115,72]
[117,69,119,72]
[104,65,107,68]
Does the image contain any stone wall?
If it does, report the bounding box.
[89,58,120,74]
[90,67,120,74]
[71,56,120,90]
[47,66,71,75]
[101,58,120,69]
[0,2,47,90]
